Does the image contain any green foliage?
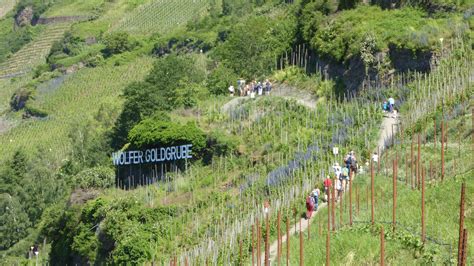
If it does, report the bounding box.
[102,31,137,57]
[306,6,459,62]
[0,194,31,250]
[15,0,55,21]
[214,12,297,79]
[272,66,334,98]
[47,31,83,66]
[207,63,238,95]
[300,0,337,43]
[128,117,206,154]
[73,166,115,189]
[112,55,205,148]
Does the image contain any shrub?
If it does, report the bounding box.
[128,118,206,157]
[207,64,238,95]
[102,32,136,57]
[73,166,115,189]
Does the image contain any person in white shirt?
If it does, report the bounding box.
[228,85,235,96]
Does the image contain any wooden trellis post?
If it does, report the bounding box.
[458,183,466,264]
[371,160,375,225]
[421,166,426,243]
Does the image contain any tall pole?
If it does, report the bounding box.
[299,220,303,266]
[265,212,270,266]
[327,183,331,266]
[380,226,385,266]
[286,218,290,266]
[458,183,466,264]
[417,134,421,190]
[371,160,375,225]
[277,211,281,265]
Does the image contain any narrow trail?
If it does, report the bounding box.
[220,86,399,264]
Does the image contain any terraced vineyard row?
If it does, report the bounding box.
[0,23,71,78]
[111,0,210,35]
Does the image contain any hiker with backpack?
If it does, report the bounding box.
[306,193,315,219]
[312,187,320,210]
[335,177,343,201]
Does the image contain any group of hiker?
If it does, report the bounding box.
[228,79,272,97]
[306,151,358,219]
[382,97,396,113]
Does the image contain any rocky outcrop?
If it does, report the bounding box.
[15,6,33,26]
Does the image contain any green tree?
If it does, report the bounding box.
[207,64,238,95]
[214,15,296,79]
[0,194,31,250]
[102,32,136,57]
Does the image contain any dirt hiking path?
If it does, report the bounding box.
[259,113,398,265]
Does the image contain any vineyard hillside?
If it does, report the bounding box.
[0,0,472,264]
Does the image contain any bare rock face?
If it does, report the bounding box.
[16,6,34,27]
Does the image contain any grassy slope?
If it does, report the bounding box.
[283,105,473,265]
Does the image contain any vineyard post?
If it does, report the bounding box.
[349,171,353,226]
[371,160,375,225]
[286,218,290,266]
[458,183,466,264]
[417,134,421,191]
[327,182,331,265]
[299,219,303,266]
[393,160,397,233]
[265,212,270,266]
[380,226,385,266]
[441,120,445,180]
[421,166,426,243]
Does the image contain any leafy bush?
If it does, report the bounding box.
[102,32,137,57]
[10,87,34,111]
[128,118,206,156]
[207,64,238,95]
[73,166,115,189]
[214,12,297,79]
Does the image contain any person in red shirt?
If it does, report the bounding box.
[323,175,332,202]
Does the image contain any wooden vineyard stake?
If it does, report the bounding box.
[380,227,385,266]
[434,118,437,148]
[300,220,303,266]
[349,171,353,226]
[371,160,375,225]
[417,134,421,190]
[287,218,290,266]
[441,120,445,180]
[393,160,397,233]
[265,213,270,266]
[327,184,331,266]
[458,183,466,264]
[421,166,426,243]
